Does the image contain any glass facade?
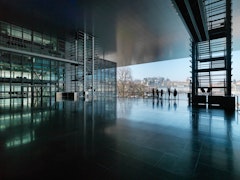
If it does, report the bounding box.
[0,21,116,105]
[94,59,117,97]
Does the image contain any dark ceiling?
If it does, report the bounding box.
[0,0,239,66]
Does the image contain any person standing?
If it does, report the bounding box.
[160,89,163,99]
[168,88,171,99]
[173,89,178,99]
[152,88,155,98]
[156,89,159,99]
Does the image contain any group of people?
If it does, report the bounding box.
[152,88,178,99]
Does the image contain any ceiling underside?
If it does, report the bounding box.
[0,0,239,66]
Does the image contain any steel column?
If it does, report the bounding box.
[226,0,232,96]
[192,41,197,97]
[92,36,95,98]
[83,32,87,95]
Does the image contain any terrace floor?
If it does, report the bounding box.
[0,97,240,179]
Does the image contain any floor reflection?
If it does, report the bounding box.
[0,97,117,152]
[116,98,240,178]
[0,97,240,179]
[190,107,237,178]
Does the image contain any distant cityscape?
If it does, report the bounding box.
[131,77,240,96]
[117,66,240,98]
[140,77,191,93]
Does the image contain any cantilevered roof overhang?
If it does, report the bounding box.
[0,0,239,66]
[172,0,209,42]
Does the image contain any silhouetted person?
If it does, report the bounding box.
[207,87,212,95]
[160,89,163,99]
[152,88,155,98]
[168,88,171,99]
[200,87,205,94]
[156,89,159,99]
[173,89,177,99]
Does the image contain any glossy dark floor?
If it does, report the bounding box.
[1,97,240,179]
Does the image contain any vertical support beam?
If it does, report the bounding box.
[31,29,34,106]
[41,58,43,105]
[64,63,67,92]
[75,65,77,92]
[75,39,78,62]
[103,61,105,97]
[83,32,87,96]
[115,63,117,97]
[192,41,198,97]
[31,57,34,107]
[50,60,52,103]
[92,36,95,98]
[75,39,78,92]
[9,54,12,99]
[226,0,232,96]
[57,61,59,93]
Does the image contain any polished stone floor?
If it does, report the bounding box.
[0,97,240,179]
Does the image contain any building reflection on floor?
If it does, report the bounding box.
[0,97,239,179]
[0,97,117,149]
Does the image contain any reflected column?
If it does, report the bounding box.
[83,100,87,158]
[91,99,95,155]
[225,111,234,174]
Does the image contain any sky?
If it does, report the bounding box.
[123,50,240,81]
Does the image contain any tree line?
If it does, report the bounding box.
[117,67,147,97]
